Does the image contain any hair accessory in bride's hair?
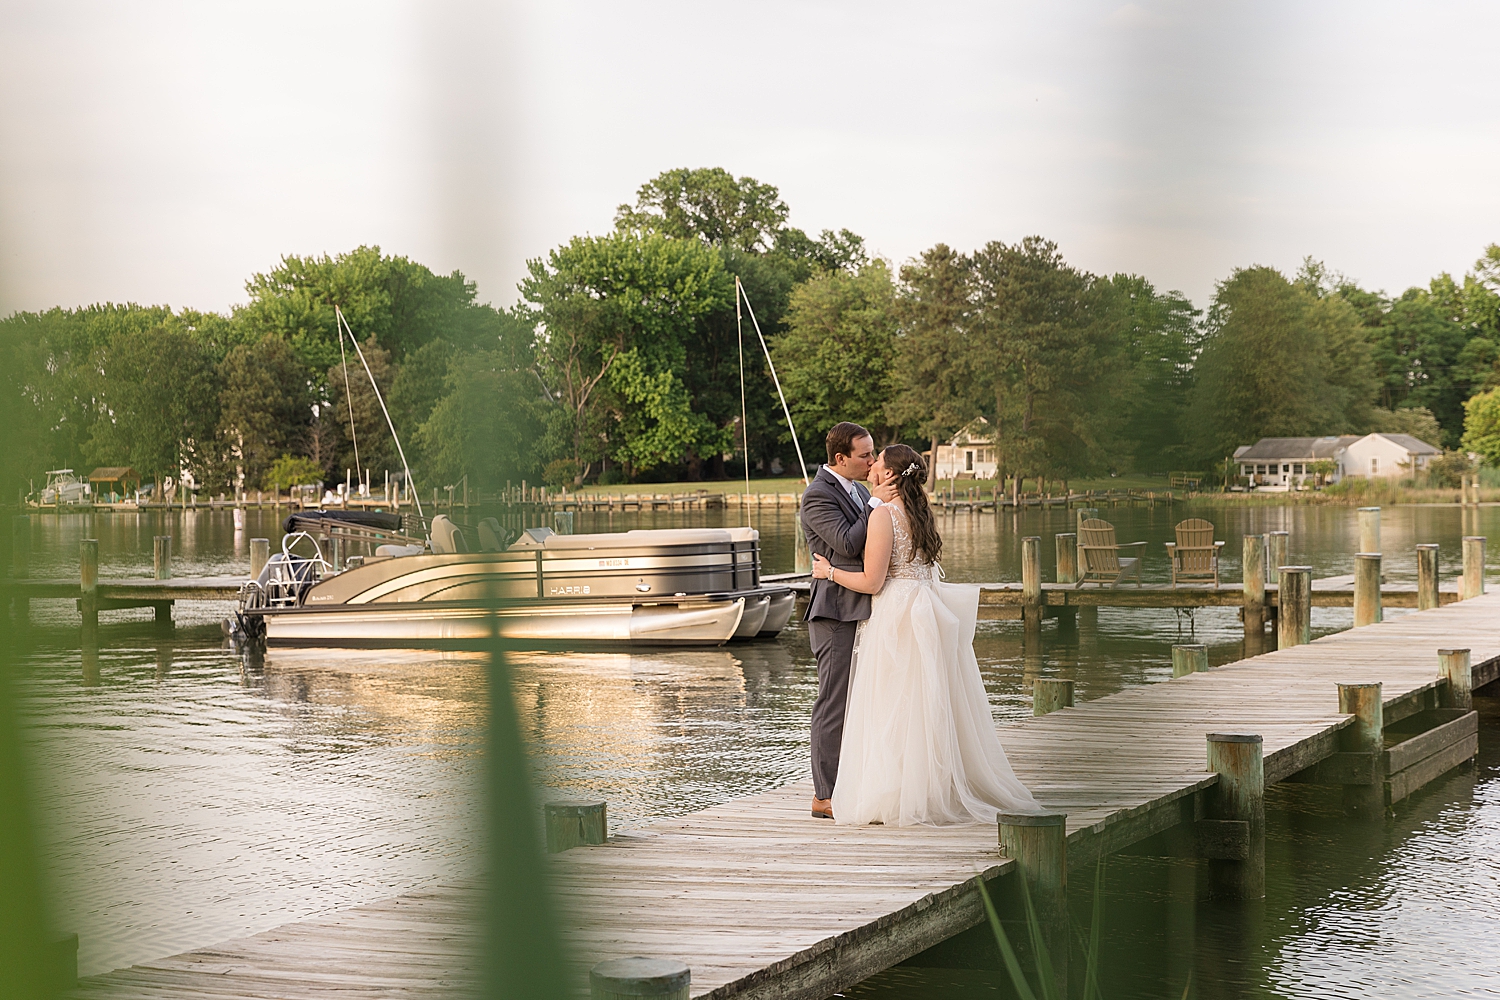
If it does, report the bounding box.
[901,462,920,478]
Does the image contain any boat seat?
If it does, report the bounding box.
[375,543,426,557]
[429,514,469,555]
[477,518,506,552]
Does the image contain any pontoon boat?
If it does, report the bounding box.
[229,511,795,648]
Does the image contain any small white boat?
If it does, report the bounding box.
[37,469,89,505]
[230,512,796,649]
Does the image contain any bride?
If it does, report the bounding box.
[810,444,1041,826]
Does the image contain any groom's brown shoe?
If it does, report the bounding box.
[811,797,834,820]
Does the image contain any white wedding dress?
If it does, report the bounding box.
[831,503,1041,826]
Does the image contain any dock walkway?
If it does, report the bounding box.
[73,591,1500,999]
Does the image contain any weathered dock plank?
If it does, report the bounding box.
[5,577,244,600]
[70,592,1500,1000]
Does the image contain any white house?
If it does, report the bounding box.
[1234,433,1441,488]
[927,418,998,480]
[1341,433,1442,479]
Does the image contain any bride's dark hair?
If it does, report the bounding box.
[880,444,941,565]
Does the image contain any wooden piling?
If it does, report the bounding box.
[1357,507,1381,555]
[1021,536,1042,638]
[546,800,608,853]
[80,539,99,664]
[1353,553,1382,626]
[1278,566,1312,648]
[153,536,172,580]
[11,514,29,624]
[1171,644,1208,678]
[794,519,811,575]
[1416,544,1440,611]
[1337,682,1385,818]
[1242,534,1265,641]
[1032,678,1074,716]
[1054,532,1077,585]
[250,538,270,580]
[1205,734,1264,899]
[1461,536,1485,599]
[1437,648,1472,711]
[1266,531,1288,585]
[997,811,1068,994]
[590,957,690,1000]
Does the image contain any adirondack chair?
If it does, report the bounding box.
[1165,517,1225,587]
[1076,518,1147,588]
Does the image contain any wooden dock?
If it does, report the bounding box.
[70,590,1498,999]
[766,575,1464,613]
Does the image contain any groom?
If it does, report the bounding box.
[801,421,896,819]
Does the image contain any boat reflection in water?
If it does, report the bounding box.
[229,511,796,648]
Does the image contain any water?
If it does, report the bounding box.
[9,500,1500,995]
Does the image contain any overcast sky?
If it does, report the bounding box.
[2,1,1497,317]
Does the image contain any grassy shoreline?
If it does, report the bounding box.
[563,476,1496,507]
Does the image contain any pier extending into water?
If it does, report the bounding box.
[64,577,1497,998]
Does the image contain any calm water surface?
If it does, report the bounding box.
[11,501,1500,996]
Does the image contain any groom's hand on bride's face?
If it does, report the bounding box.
[871,481,899,504]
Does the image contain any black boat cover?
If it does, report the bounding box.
[283,509,405,535]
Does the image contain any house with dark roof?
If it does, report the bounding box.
[1233,433,1441,488]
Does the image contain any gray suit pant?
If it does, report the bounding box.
[808,617,859,800]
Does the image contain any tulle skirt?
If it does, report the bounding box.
[831,576,1041,826]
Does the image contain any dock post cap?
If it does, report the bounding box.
[1462,535,1486,541]
[1172,643,1208,651]
[590,957,690,995]
[997,811,1067,827]
[1354,552,1382,559]
[1278,565,1313,572]
[1416,542,1440,549]
[545,799,607,815]
[1205,733,1262,744]
[1357,506,1382,511]
[1437,648,1471,656]
[1268,529,1290,536]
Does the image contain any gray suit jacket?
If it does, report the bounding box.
[801,467,873,622]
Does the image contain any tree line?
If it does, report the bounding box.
[4,166,1500,501]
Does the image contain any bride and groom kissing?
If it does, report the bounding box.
[801,422,1039,826]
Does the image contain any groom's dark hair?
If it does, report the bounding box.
[826,422,871,465]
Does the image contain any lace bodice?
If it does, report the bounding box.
[885,503,934,581]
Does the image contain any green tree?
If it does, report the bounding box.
[326,336,400,481]
[615,167,789,254]
[890,245,979,487]
[1095,275,1200,475]
[262,454,324,491]
[968,237,1115,479]
[86,326,222,484]
[1366,291,1471,446]
[1461,387,1500,466]
[614,167,868,478]
[235,245,512,383]
[1185,267,1348,462]
[522,229,731,481]
[219,336,313,488]
[417,352,546,490]
[1368,405,1443,447]
[772,261,901,447]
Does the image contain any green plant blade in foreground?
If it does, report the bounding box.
[977,876,1040,1000]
